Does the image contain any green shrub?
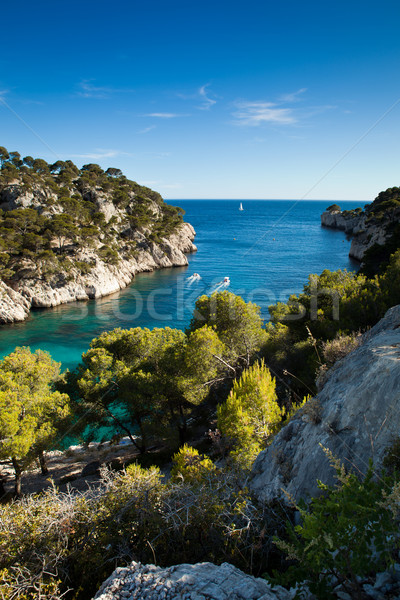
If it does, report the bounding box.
[271,451,400,598]
[0,462,276,599]
[217,360,283,467]
[171,444,216,484]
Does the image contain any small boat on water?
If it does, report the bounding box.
[239,202,244,211]
[223,276,230,284]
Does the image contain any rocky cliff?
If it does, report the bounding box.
[0,158,196,323]
[321,207,389,262]
[0,221,196,323]
[321,189,400,266]
[250,304,400,504]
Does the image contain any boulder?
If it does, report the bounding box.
[93,561,294,600]
[251,305,400,504]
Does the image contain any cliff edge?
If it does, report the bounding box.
[0,154,196,323]
[250,304,400,504]
[321,189,400,268]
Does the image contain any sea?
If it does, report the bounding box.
[0,200,367,371]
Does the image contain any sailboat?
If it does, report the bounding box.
[239,202,244,211]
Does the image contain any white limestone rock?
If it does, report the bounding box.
[0,222,196,322]
[93,561,294,600]
[321,206,400,263]
[250,304,400,504]
[0,281,31,322]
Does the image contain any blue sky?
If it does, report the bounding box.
[1,0,400,200]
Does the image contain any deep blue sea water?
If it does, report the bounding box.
[0,200,367,371]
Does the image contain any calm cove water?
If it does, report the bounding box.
[0,200,367,371]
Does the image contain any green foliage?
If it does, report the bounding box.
[272,454,399,598]
[76,325,224,449]
[217,360,283,466]
[189,290,266,367]
[326,203,341,212]
[0,459,271,600]
[0,347,70,495]
[262,265,393,397]
[171,444,216,483]
[0,146,186,286]
[98,244,120,265]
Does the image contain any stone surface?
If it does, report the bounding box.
[93,561,294,600]
[0,281,31,323]
[321,207,399,263]
[250,304,400,504]
[0,219,196,324]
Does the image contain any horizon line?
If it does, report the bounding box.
[164,198,371,202]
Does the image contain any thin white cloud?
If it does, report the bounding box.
[69,149,133,160]
[138,125,156,134]
[144,112,185,118]
[77,80,134,99]
[197,84,217,110]
[279,88,307,103]
[0,90,8,98]
[233,101,296,126]
[177,83,218,110]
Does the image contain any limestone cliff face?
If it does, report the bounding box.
[250,304,400,504]
[320,209,360,234]
[0,223,196,323]
[321,204,400,263]
[0,182,196,323]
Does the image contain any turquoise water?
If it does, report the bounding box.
[0,200,366,371]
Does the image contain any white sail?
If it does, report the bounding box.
[239,202,244,211]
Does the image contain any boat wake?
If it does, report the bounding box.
[186,273,201,286]
[211,277,230,292]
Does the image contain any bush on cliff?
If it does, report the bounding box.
[217,360,283,467]
[272,453,400,599]
[262,251,400,398]
[0,457,277,600]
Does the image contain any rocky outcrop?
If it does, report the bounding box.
[0,173,197,325]
[321,205,400,263]
[250,304,400,504]
[0,281,31,323]
[320,209,361,234]
[93,561,293,600]
[0,222,196,322]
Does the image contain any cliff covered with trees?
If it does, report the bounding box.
[321,187,400,275]
[0,147,196,323]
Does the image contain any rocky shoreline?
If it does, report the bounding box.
[320,206,394,262]
[0,222,196,324]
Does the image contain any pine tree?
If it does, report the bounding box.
[217,360,283,465]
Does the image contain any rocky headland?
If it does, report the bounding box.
[321,189,400,268]
[0,156,196,323]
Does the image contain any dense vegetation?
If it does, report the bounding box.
[1,183,400,598]
[0,146,185,283]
